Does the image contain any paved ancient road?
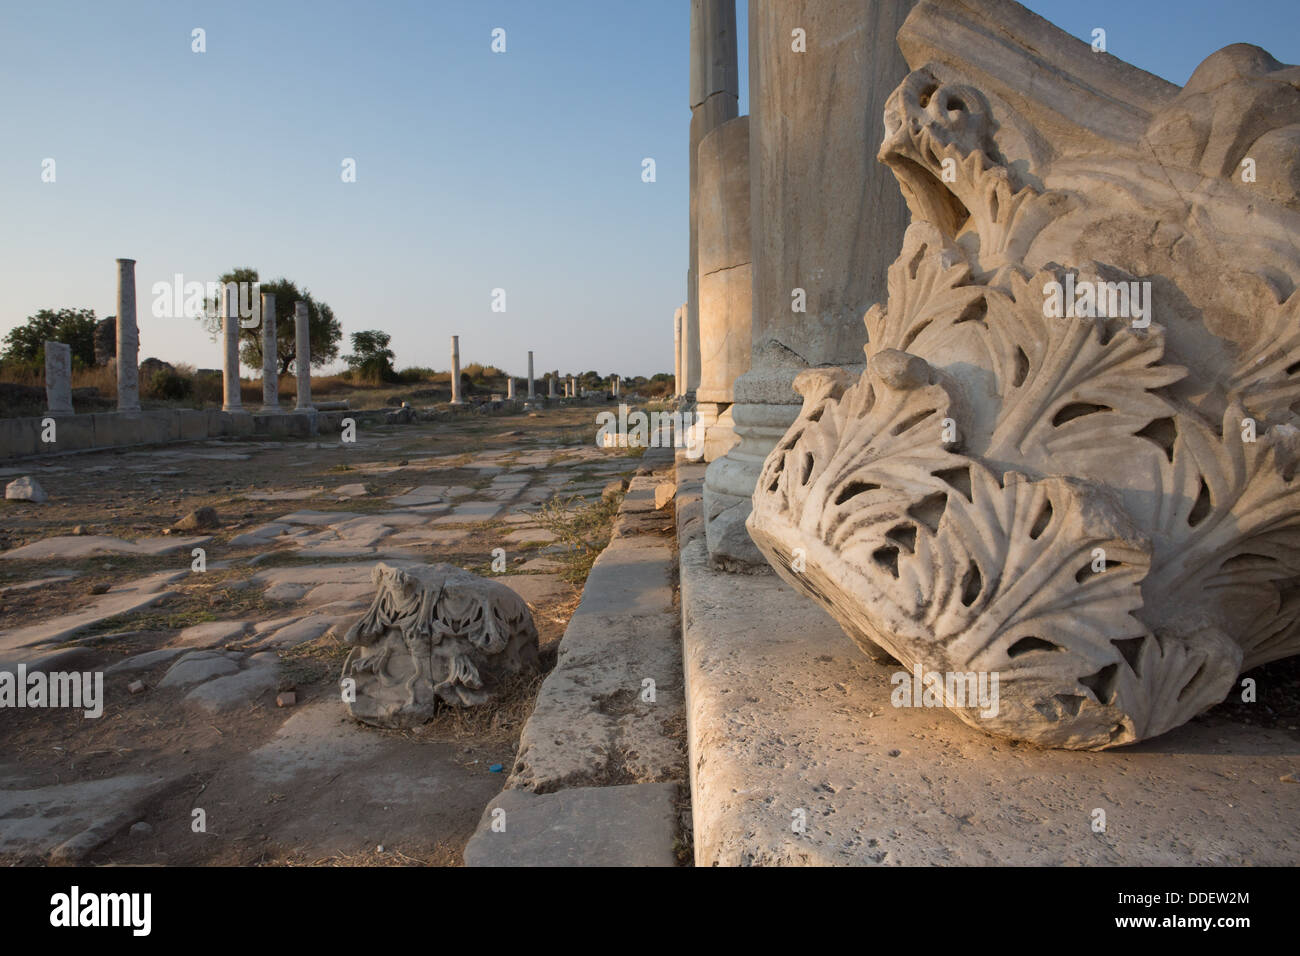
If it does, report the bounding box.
[0,406,642,864]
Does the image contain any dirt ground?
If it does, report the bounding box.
[0,405,641,865]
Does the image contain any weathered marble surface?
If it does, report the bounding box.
[686,1,739,399]
[341,563,539,728]
[704,0,915,565]
[43,341,73,417]
[748,0,1300,748]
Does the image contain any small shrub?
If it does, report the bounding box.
[143,369,193,401]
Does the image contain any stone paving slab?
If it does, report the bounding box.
[0,771,176,861]
[464,783,679,867]
[223,701,505,857]
[275,510,364,526]
[387,485,446,506]
[0,534,211,560]
[0,570,184,656]
[497,574,572,610]
[679,535,1300,866]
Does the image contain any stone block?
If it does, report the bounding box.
[0,418,41,460]
[464,783,679,867]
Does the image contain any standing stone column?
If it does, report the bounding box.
[612,375,620,398]
[527,351,536,399]
[115,258,140,413]
[688,0,740,400]
[704,0,916,567]
[548,373,558,398]
[43,341,74,417]
[507,378,516,400]
[294,300,312,411]
[570,377,577,398]
[450,335,464,404]
[222,284,244,412]
[260,291,278,412]
[696,113,752,461]
[674,306,684,397]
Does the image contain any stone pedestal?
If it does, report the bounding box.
[114,258,140,413]
[703,0,915,567]
[43,341,73,417]
[221,284,244,413]
[294,300,312,411]
[260,291,278,412]
[450,335,464,404]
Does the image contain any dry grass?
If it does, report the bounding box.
[528,492,623,585]
[277,633,352,687]
[408,669,547,745]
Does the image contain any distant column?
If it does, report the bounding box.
[673,306,684,397]
[44,341,74,416]
[115,258,141,413]
[548,374,557,398]
[260,291,278,412]
[294,300,312,411]
[569,376,577,398]
[527,351,536,399]
[507,378,516,400]
[450,335,464,404]
[222,283,243,412]
[611,375,620,398]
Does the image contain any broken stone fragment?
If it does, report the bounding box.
[173,506,219,531]
[746,0,1300,750]
[5,476,47,503]
[341,562,540,728]
[654,483,676,510]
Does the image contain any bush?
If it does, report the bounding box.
[142,369,193,401]
[461,362,503,384]
[397,366,439,383]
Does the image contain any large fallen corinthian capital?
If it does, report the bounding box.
[748,0,1300,748]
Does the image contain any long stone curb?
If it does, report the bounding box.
[0,408,353,461]
[464,447,685,866]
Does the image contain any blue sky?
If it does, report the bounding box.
[2,0,1298,378]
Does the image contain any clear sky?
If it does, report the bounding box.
[2,0,1298,378]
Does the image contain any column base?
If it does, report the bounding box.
[699,402,739,462]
